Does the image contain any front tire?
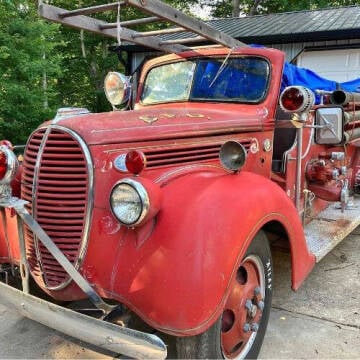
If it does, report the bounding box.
[176,231,273,359]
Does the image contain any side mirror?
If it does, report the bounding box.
[315,107,344,145]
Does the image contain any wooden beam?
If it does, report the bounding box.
[59,2,125,18]
[124,0,247,48]
[38,3,189,53]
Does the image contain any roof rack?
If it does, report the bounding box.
[38,0,246,54]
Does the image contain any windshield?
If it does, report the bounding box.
[141,56,270,105]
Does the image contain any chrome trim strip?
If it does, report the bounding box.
[45,125,94,291]
[30,127,51,285]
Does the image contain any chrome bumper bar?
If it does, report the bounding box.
[0,195,167,359]
[0,281,167,359]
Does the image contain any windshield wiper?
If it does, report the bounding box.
[209,47,234,87]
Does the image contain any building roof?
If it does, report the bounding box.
[120,6,360,53]
[208,5,360,44]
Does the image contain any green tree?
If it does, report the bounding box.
[200,0,359,17]
[0,0,63,143]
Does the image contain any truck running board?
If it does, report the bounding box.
[0,281,167,359]
[305,195,360,261]
[38,0,246,53]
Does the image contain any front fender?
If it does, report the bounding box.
[109,170,315,336]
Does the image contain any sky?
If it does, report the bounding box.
[191,4,213,19]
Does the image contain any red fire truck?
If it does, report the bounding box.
[0,1,360,358]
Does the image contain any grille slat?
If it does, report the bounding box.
[144,139,252,169]
[21,127,90,290]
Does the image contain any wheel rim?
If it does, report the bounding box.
[221,255,265,359]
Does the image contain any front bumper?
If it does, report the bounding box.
[0,281,167,359]
[0,194,167,359]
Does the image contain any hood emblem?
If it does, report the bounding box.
[187,113,205,118]
[139,115,158,124]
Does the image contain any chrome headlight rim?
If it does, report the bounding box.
[110,178,150,227]
[104,72,131,107]
[0,145,19,185]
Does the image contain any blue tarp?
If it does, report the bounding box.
[250,44,360,103]
[281,62,360,103]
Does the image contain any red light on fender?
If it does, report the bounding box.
[0,151,7,180]
[125,150,146,175]
[0,140,13,150]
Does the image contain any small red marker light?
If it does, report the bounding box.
[125,150,146,175]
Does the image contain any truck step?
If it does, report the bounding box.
[304,195,360,262]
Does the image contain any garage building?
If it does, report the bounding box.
[126,5,360,83]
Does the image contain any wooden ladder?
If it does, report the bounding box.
[38,0,246,54]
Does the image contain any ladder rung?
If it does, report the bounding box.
[59,2,125,18]
[100,16,161,29]
[132,27,185,38]
[159,36,205,45]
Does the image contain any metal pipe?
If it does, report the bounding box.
[0,282,167,359]
[330,90,360,105]
[344,111,360,123]
[345,127,360,142]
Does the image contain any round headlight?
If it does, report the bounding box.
[110,179,149,226]
[219,140,247,172]
[104,72,131,107]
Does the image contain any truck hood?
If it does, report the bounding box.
[50,104,265,146]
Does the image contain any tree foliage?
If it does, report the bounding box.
[200,0,360,17]
[0,0,63,143]
[1,0,359,143]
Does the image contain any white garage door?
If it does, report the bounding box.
[297,48,360,82]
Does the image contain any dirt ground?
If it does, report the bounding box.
[0,227,359,359]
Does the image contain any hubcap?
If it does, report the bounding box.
[221,255,265,359]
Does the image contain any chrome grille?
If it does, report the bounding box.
[21,126,92,290]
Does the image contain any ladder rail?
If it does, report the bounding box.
[38,0,247,53]
[38,3,188,53]
[123,0,246,49]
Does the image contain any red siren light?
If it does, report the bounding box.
[0,151,7,180]
[280,86,315,113]
[0,140,13,150]
[125,150,147,175]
